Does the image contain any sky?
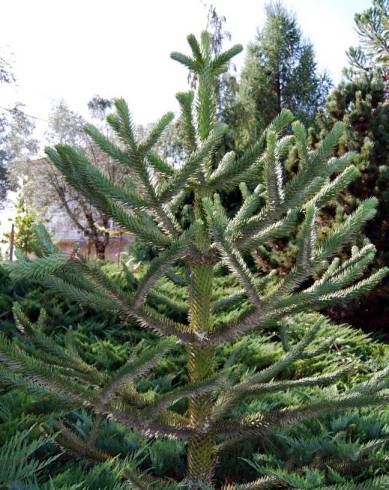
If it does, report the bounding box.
[1,0,371,134]
[0,0,372,249]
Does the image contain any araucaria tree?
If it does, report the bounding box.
[2,33,388,489]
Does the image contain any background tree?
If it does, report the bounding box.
[46,100,81,142]
[346,0,388,83]
[2,32,388,489]
[13,100,128,260]
[236,1,331,146]
[1,196,37,257]
[308,1,389,335]
[0,54,37,202]
[0,54,16,201]
[87,95,113,121]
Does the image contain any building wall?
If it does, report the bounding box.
[56,234,134,261]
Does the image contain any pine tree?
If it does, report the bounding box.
[309,0,389,333]
[236,1,331,146]
[315,71,389,260]
[1,32,388,489]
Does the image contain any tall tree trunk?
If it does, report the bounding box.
[187,194,216,489]
[275,71,282,114]
[187,264,215,488]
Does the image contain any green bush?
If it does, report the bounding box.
[0,263,387,488]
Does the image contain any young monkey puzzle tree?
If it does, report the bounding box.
[2,33,389,489]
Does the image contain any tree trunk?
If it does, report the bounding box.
[187,190,216,488]
[93,232,109,260]
[187,264,215,489]
[275,71,282,114]
[9,223,15,262]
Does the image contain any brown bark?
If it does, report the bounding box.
[275,69,282,114]
[92,231,110,260]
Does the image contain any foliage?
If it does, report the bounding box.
[0,289,387,488]
[0,426,60,488]
[305,0,389,335]
[87,95,114,121]
[1,30,388,490]
[345,0,389,77]
[236,1,331,146]
[0,266,388,488]
[1,103,38,166]
[315,71,389,263]
[0,54,16,202]
[0,54,38,202]
[2,197,38,256]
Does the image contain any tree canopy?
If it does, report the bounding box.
[236,1,331,145]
